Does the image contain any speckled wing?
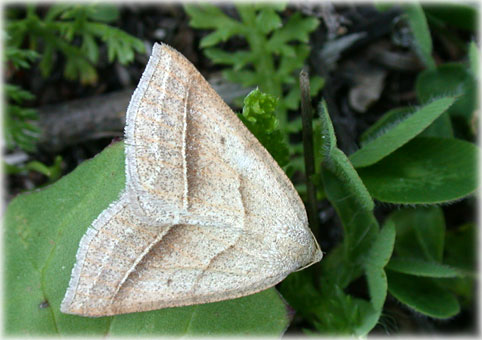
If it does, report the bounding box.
[61,43,322,317]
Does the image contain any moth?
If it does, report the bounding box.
[61,42,322,317]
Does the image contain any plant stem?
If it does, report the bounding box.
[299,69,319,236]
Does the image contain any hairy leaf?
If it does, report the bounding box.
[387,271,460,319]
[350,97,455,168]
[358,137,478,204]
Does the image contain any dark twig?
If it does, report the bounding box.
[299,70,320,237]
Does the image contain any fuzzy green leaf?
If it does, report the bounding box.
[355,221,395,336]
[327,148,374,212]
[350,97,455,168]
[416,63,476,122]
[387,271,460,319]
[387,258,461,278]
[358,137,478,204]
[387,206,445,262]
[318,100,337,158]
[364,221,396,271]
[359,107,412,147]
[5,142,291,335]
[403,4,436,69]
[321,167,378,274]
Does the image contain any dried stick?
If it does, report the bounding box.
[299,70,320,236]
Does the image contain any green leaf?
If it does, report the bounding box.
[387,258,461,278]
[318,102,373,212]
[5,142,291,335]
[403,3,436,69]
[310,75,325,96]
[184,4,243,48]
[267,12,319,49]
[444,222,475,271]
[469,42,479,77]
[355,221,395,336]
[321,167,378,270]
[419,111,453,138]
[240,89,290,167]
[360,107,412,146]
[387,271,460,319]
[358,137,478,204]
[256,8,282,34]
[350,97,455,168]
[318,100,337,158]
[109,289,289,335]
[326,148,374,212]
[439,223,475,306]
[423,3,477,32]
[387,206,445,262]
[416,63,476,122]
[364,221,396,271]
[86,5,119,22]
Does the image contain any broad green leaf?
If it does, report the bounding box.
[350,97,455,168]
[387,271,460,319]
[387,258,461,278]
[5,142,290,335]
[387,206,445,262]
[419,111,453,138]
[358,137,478,204]
[403,4,436,69]
[416,63,477,121]
[109,289,289,336]
[360,107,412,147]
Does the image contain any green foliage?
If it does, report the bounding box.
[4,84,40,152]
[6,4,145,84]
[184,3,324,133]
[5,4,145,180]
[240,89,290,167]
[357,137,478,204]
[349,97,455,168]
[416,63,476,137]
[384,206,473,319]
[403,3,436,69]
[386,271,460,319]
[4,142,290,336]
[5,2,477,336]
[5,155,63,183]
